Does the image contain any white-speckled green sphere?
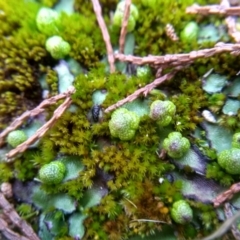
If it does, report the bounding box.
[218,148,240,175]
[39,161,66,185]
[7,130,27,148]
[171,200,193,224]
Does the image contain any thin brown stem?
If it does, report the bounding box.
[114,42,240,67]
[104,66,184,113]
[0,87,75,147]
[0,218,30,240]
[186,4,240,15]
[119,0,131,54]
[91,0,115,72]
[213,182,240,207]
[0,193,39,240]
[5,93,73,161]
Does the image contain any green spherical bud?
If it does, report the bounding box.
[180,21,199,43]
[113,10,136,32]
[232,133,240,148]
[109,108,140,141]
[45,36,71,59]
[218,148,240,175]
[36,7,60,35]
[116,1,139,20]
[39,161,66,185]
[171,200,193,224]
[149,100,176,126]
[7,130,27,148]
[163,132,190,159]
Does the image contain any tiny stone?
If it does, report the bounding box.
[202,110,217,123]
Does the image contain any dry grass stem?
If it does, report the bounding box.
[187,4,240,15]
[91,0,115,72]
[213,182,240,207]
[224,203,240,240]
[201,208,240,240]
[119,0,131,53]
[0,218,31,240]
[5,92,73,161]
[114,42,240,67]
[0,218,30,240]
[0,87,75,147]
[0,192,40,240]
[225,16,240,42]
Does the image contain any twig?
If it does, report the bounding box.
[186,4,240,15]
[91,0,115,73]
[104,66,184,113]
[224,203,240,240]
[0,192,40,240]
[225,16,240,42]
[201,209,240,240]
[119,0,131,54]
[5,91,73,161]
[213,182,240,207]
[220,0,240,42]
[0,218,30,240]
[114,42,240,67]
[0,87,75,147]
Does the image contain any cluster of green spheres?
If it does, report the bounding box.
[149,100,176,126]
[163,132,190,159]
[171,200,193,224]
[109,108,140,141]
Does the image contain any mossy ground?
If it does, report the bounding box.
[0,0,239,239]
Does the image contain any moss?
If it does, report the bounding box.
[60,13,105,68]
[206,162,234,186]
[207,93,226,113]
[0,1,48,127]
[74,0,118,17]
[0,0,110,128]
[38,0,59,8]
[125,0,219,56]
[42,66,59,95]
[13,151,39,181]
[2,0,240,239]
[0,92,29,130]
[218,114,240,130]
[170,78,207,132]
[0,162,14,182]
[16,203,37,220]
